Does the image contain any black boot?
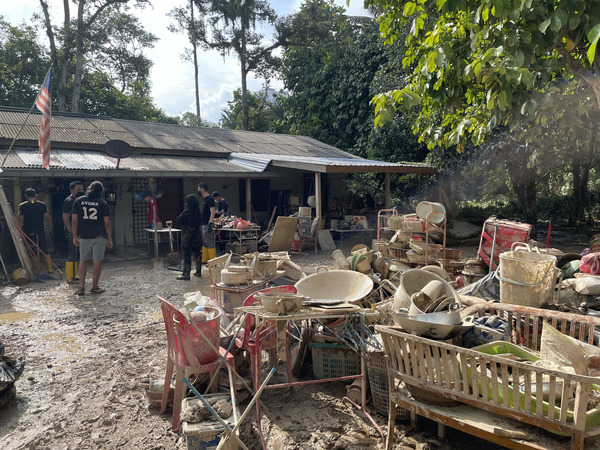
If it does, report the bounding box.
[177,264,191,280]
[193,257,201,277]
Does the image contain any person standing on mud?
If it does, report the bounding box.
[197,182,216,263]
[143,191,161,228]
[62,181,84,284]
[72,181,113,295]
[18,187,55,273]
[176,194,203,280]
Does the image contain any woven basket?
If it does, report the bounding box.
[367,351,410,419]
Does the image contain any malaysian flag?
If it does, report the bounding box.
[35,68,52,169]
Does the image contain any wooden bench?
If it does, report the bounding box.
[377,303,600,450]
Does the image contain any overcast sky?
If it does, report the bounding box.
[1,0,369,123]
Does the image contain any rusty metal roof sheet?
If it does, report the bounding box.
[8,149,260,174]
[229,153,437,174]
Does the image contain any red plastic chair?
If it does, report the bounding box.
[234,285,297,389]
[158,296,234,431]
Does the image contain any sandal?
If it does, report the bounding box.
[75,287,85,296]
[90,287,105,294]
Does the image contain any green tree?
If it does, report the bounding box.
[169,0,209,121]
[0,18,48,107]
[196,0,280,130]
[369,0,600,221]
[220,87,284,132]
[280,1,382,151]
[38,0,153,112]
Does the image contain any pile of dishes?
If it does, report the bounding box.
[392,269,472,339]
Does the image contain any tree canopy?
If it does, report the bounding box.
[370,0,600,151]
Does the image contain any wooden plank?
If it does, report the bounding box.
[317,229,336,251]
[388,388,569,450]
[268,217,298,252]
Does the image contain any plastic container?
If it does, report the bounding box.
[181,394,239,450]
[292,239,300,252]
[367,350,410,418]
[179,305,222,365]
[498,247,558,307]
[310,342,361,379]
[299,206,311,217]
[415,201,445,224]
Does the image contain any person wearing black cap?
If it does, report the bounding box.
[62,181,84,284]
[18,187,55,273]
[72,181,113,295]
[211,191,229,218]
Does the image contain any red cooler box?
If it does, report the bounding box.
[477,217,532,270]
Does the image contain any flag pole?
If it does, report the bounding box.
[0,65,52,170]
[0,102,37,170]
[0,66,52,280]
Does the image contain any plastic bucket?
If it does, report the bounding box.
[416,201,446,224]
[299,207,311,217]
[498,249,558,307]
[292,239,300,252]
[180,306,222,365]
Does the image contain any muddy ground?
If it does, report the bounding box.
[0,225,593,450]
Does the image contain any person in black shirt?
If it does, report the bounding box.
[62,181,84,284]
[197,182,216,263]
[211,191,229,218]
[18,187,55,273]
[176,194,203,280]
[72,181,113,295]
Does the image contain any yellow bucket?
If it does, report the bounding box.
[12,268,29,285]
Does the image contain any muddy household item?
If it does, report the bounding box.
[415,201,446,224]
[298,206,311,217]
[220,267,252,286]
[393,269,459,311]
[11,268,29,285]
[332,249,351,269]
[477,217,532,271]
[498,244,558,307]
[256,292,308,314]
[330,219,339,229]
[243,254,278,279]
[295,270,374,304]
[390,310,471,339]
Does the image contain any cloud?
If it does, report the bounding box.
[2,0,366,123]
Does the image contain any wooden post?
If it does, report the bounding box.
[246,178,252,222]
[0,184,34,278]
[385,173,391,209]
[315,172,322,219]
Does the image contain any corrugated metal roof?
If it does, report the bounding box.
[0,107,435,175]
[7,149,261,174]
[228,153,437,174]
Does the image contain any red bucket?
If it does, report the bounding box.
[179,306,221,365]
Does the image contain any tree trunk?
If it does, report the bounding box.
[505,145,537,224]
[571,124,597,222]
[240,20,249,131]
[70,0,87,113]
[190,0,201,122]
[40,0,72,112]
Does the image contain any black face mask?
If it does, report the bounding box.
[76,191,85,197]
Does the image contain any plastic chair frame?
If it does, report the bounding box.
[158,295,234,432]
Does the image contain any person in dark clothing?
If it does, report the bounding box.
[62,181,84,284]
[18,187,55,273]
[176,194,203,280]
[72,181,112,295]
[211,191,229,218]
[198,182,216,263]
